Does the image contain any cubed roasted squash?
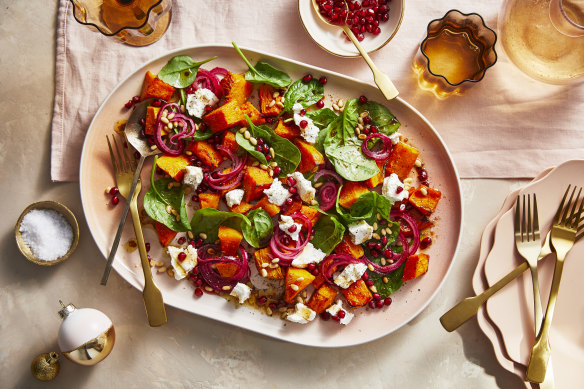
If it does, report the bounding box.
[199,192,220,209]
[295,139,325,173]
[243,166,273,202]
[155,221,177,247]
[365,160,385,188]
[253,195,281,217]
[282,197,303,215]
[299,205,321,225]
[216,262,240,277]
[221,72,253,104]
[218,225,243,256]
[342,279,373,307]
[230,201,254,214]
[284,267,316,303]
[334,234,364,259]
[312,273,326,290]
[145,106,163,136]
[402,253,430,281]
[408,185,441,215]
[385,142,419,180]
[156,155,190,181]
[140,71,175,101]
[221,130,239,154]
[338,181,369,209]
[307,284,338,314]
[189,140,223,168]
[253,247,283,279]
[259,84,284,117]
[274,119,301,140]
[203,101,265,133]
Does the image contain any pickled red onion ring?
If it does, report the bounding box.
[361,133,392,161]
[317,181,338,212]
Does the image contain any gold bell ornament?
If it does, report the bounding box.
[31,352,60,381]
[57,300,115,366]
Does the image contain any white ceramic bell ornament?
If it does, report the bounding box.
[57,301,115,366]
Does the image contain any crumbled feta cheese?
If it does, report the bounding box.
[279,215,301,241]
[288,172,316,203]
[388,132,401,145]
[263,179,292,206]
[292,103,320,144]
[230,282,251,304]
[382,173,409,203]
[348,220,374,245]
[334,262,368,289]
[186,88,219,118]
[291,242,327,268]
[286,302,317,324]
[167,245,198,280]
[326,300,354,325]
[183,166,204,191]
[225,189,244,208]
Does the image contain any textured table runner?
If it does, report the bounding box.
[51,0,584,181]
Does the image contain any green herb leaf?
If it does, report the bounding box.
[325,144,379,181]
[157,55,217,88]
[143,178,190,232]
[190,209,251,242]
[282,78,325,113]
[232,42,292,88]
[311,215,345,255]
[242,208,274,248]
[335,190,399,228]
[368,264,405,298]
[305,108,338,128]
[357,101,401,135]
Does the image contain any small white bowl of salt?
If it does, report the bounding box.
[15,201,79,266]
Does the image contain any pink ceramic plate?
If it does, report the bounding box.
[79,44,462,347]
[482,160,584,387]
[471,168,552,387]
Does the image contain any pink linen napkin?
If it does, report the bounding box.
[52,0,584,182]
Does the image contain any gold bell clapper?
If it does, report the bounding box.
[31,352,60,381]
[57,300,115,366]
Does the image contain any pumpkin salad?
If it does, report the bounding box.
[111,43,442,326]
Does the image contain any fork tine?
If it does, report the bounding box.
[514,195,521,236]
[533,194,540,240]
[106,135,119,174]
[573,193,584,229]
[111,134,126,173]
[560,186,577,225]
[555,185,572,224]
[566,187,583,228]
[119,134,134,173]
[527,194,533,240]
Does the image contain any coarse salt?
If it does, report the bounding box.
[19,209,74,261]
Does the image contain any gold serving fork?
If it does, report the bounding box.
[106,134,167,327]
[526,185,584,383]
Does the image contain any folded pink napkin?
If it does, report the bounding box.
[52,0,584,181]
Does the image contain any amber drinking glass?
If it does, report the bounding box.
[413,10,498,99]
[70,0,172,46]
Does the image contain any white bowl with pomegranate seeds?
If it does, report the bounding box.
[298,0,404,57]
[79,44,462,347]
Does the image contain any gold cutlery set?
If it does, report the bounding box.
[441,185,584,386]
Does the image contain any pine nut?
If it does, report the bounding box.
[290,284,299,291]
[244,130,251,139]
[269,162,278,168]
[269,148,275,158]
[158,267,167,273]
[261,262,269,268]
[358,117,364,125]
[420,187,428,196]
[372,233,381,240]
[272,91,280,98]
[332,103,340,111]
[167,113,175,120]
[370,285,378,293]
[199,232,207,240]
[414,159,422,168]
[358,134,367,140]
[239,127,247,134]
[269,100,276,107]
[368,264,374,271]
[250,137,258,146]
[187,231,194,239]
[260,164,269,170]
[313,182,323,188]
[276,102,284,108]
[160,116,169,124]
[222,285,231,291]
[383,277,389,284]
[261,269,268,277]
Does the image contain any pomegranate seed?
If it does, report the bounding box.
[282,235,291,245]
[257,296,267,304]
[312,268,320,276]
[288,187,297,194]
[371,249,380,257]
[375,300,385,309]
[178,237,186,244]
[373,293,381,300]
[265,154,272,161]
[300,109,306,116]
[307,263,317,271]
[368,301,376,309]
[358,95,368,104]
[363,116,372,124]
[139,118,146,127]
[195,238,204,247]
[370,125,378,133]
[420,236,433,249]
[362,272,369,281]
[288,224,298,233]
[319,76,328,85]
[194,288,203,297]
[186,86,194,94]
[384,297,392,306]
[145,242,151,252]
[268,302,277,310]
[285,197,294,205]
[257,138,265,145]
[178,252,187,262]
[111,195,119,205]
[419,169,428,180]
[152,100,162,107]
[195,279,203,288]
[384,248,393,257]
[332,315,341,322]
[337,310,346,319]
[109,187,119,196]
[205,105,213,113]
[287,177,297,186]
[273,166,282,175]
[373,27,381,35]
[362,128,370,135]
[299,120,308,129]
[191,195,199,202]
[396,186,403,194]
[124,100,133,109]
[365,279,374,287]
[256,145,263,152]
[316,99,325,109]
[132,96,140,103]
[302,74,313,83]
[321,312,331,321]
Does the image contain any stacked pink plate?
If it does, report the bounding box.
[471,160,584,388]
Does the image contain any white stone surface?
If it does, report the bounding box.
[0,1,528,388]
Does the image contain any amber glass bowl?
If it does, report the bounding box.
[69,0,172,46]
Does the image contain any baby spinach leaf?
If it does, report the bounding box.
[305,108,338,128]
[357,101,401,135]
[282,78,325,113]
[232,42,292,88]
[350,192,393,223]
[242,208,274,248]
[144,178,190,232]
[158,55,217,88]
[190,208,251,242]
[325,144,379,181]
[236,116,301,176]
[368,263,405,298]
[311,215,345,255]
[191,126,214,141]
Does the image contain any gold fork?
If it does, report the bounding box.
[106,134,167,327]
[526,185,584,383]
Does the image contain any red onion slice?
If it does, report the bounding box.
[390,210,420,256]
[361,133,392,161]
[319,254,366,285]
[317,181,338,211]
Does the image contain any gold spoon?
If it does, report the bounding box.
[311,0,399,100]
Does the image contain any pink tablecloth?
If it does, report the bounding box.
[51,0,584,182]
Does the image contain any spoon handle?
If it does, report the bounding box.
[342,25,399,100]
[100,155,146,285]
